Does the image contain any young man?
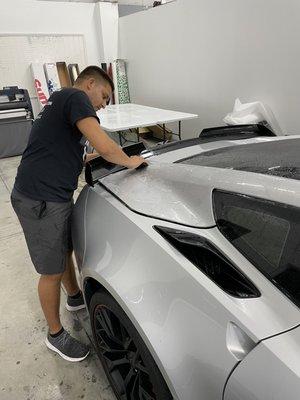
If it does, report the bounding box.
[11,66,145,362]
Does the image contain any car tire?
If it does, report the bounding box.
[90,291,173,400]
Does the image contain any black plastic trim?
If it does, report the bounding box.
[200,124,275,138]
[154,225,261,299]
[85,142,146,186]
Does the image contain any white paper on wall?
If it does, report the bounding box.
[44,63,61,95]
[31,63,50,110]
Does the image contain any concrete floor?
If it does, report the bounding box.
[0,156,117,400]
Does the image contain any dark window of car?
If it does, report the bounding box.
[213,190,300,308]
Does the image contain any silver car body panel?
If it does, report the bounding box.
[72,135,300,400]
[73,194,300,399]
[101,136,300,228]
[224,325,300,400]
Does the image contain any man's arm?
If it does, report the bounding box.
[77,117,145,169]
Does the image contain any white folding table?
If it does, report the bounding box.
[97,103,198,145]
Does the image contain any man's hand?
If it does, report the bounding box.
[77,118,149,170]
[126,156,148,169]
[85,152,99,163]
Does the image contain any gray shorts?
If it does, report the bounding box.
[11,188,73,275]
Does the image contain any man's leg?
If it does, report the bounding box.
[37,253,82,334]
[38,273,63,334]
[38,268,89,361]
[11,194,89,361]
[62,252,80,296]
[62,252,86,312]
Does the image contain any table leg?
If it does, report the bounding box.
[136,127,140,142]
[179,120,182,140]
[118,131,123,146]
[163,123,166,141]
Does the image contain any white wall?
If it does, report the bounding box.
[0,35,87,116]
[0,0,102,65]
[0,0,120,116]
[118,0,174,5]
[119,0,300,137]
[118,0,153,5]
[94,2,119,63]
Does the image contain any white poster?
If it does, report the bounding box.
[44,63,61,95]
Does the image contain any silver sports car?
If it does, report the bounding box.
[72,124,300,400]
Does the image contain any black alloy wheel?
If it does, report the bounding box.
[90,291,173,400]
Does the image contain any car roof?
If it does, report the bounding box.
[177,137,300,181]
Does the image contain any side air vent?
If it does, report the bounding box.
[154,226,260,299]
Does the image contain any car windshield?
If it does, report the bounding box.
[178,138,300,180]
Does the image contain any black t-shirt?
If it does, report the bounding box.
[14,88,99,202]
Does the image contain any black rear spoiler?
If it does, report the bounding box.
[85,142,147,186]
[199,124,276,138]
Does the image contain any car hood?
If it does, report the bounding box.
[100,161,300,228]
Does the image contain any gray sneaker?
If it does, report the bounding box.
[66,292,86,312]
[45,330,90,362]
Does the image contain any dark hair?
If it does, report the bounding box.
[75,65,114,91]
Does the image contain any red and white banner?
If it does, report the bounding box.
[31,63,50,110]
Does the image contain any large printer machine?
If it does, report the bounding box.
[0,86,34,158]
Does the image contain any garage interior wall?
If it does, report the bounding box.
[0,0,103,64]
[94,2,119,63]
[119,0,300,137]
[0,35,87,117]
[0,0,119,116]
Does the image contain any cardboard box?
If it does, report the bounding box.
[148,124,173,141]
